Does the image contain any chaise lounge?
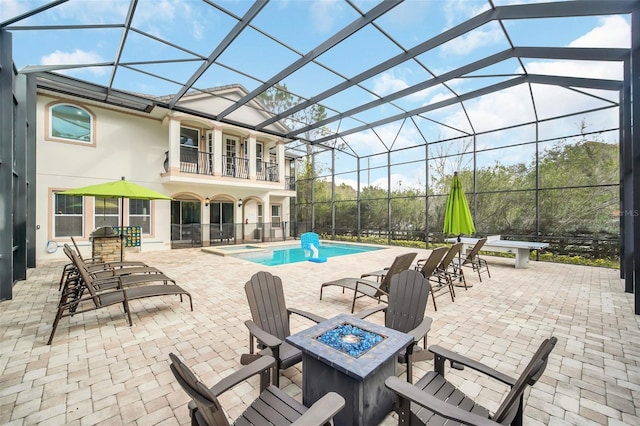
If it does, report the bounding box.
[319,252,417,312]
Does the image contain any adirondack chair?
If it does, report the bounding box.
[414,246,449,311]
[319,252,417,313]
[48,250,192,344]
[169,353,345,426]
[385,336,557,425]
[353,269,434,383]
[243,271,326,387]
[451,237,491,282]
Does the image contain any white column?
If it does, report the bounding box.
[212,125,223,175]
[247,133,256,179]
[202,200,210,246]
[168,116,180,172]
[277,140,285,183]
[263,194,271,241]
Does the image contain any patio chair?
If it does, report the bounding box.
[48,252,192,344]
[451,237,491,282]
[353,269,433,383]
[360,251,418,282]
[169,353,345,426]
[61,244,175,290]
[319,252,417,313]
[385,336,557,426]
[209,223,234,244]
[435,242,467,291]
[59,237,150,290]
[243,271,327,387]
[414,246,449,311]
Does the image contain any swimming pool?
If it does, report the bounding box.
[229,242,384,266]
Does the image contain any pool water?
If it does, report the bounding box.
[230,242,384,266]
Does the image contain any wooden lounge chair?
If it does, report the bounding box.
[451,237,491,282]
[243,271,326,387]
[48,252,192,345]
[169,353,345,426]
[414,246,449,311]
[320,252,417,313]
[385,336,557,425]
[354,269,434,383]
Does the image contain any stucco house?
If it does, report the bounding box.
[37,79,297,261]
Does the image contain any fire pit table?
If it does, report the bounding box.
[286,313,412,426]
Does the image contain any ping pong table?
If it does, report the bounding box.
[446,235,549,269]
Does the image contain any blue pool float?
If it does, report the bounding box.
[300,232,327,263]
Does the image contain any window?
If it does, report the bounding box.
[50,104,92,143]
[95,197,120,228]
[257,204,263,224]
[180,127,199,163]
[54,193,83,237]
[256,142,263,172]
[129,199,151,234]
[271,204,281,228]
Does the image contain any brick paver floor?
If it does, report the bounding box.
[1,244,639,425]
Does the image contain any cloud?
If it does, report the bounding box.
[310,0,343,33]
[341,123,425,158]
[443,0,490,28]
[335,171,423,192]
[41,50,108,76]
[440,25,503,56]
[569,16,630,48]
[438,15,626,141]
[0,0,29,21]
[372,73,409,96]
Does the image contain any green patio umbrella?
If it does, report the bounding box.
[59,177,172,260]
[443,172,475,241]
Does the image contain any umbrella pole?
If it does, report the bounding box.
[120,196,124,262]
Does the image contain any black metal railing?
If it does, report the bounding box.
[180,147,214,175]
[170,222,289,248]
[222,155,249,178]
[256,160,279,182]
[285,176,296,190]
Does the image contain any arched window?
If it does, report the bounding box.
[50,103,92,143]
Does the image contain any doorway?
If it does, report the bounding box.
[171,200,201,248]
[210,201,235,244]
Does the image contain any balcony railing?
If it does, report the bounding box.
[222,155,249,178]
[285,176,296,190]
[169,149,290,185]
[256,160,278,182]
[180,147,213,175]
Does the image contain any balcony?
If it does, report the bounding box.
[180,147,213,175]
[222,155,249,179]
[256,160,278,182]
[164,149,295,191]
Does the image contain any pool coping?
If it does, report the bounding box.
[201,245,266,256]
[201,240,387,259]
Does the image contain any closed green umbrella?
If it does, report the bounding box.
[59,177,172,260]
[443,172,475,240]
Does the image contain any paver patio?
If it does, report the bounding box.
[1,244,639,425]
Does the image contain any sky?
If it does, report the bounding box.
[1,0,631,191]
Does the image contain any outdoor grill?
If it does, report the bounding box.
[90,227,121,262]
